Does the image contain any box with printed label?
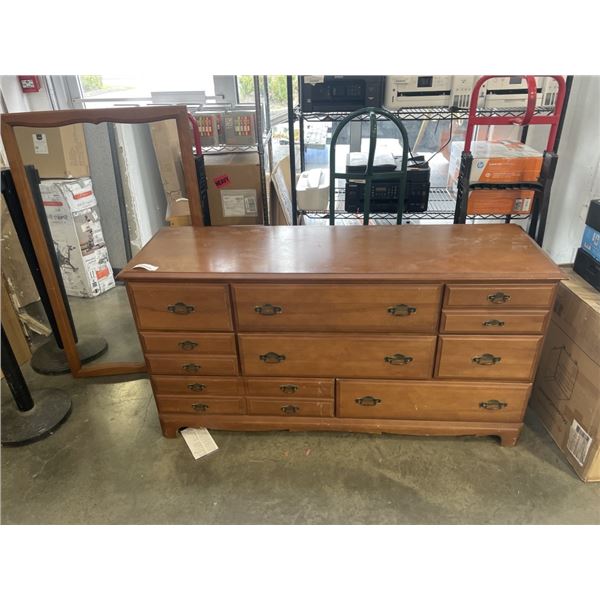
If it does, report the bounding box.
[581,224,600,262]
[39,177,115,297]
[14,124,90,179]
[530,269,600,482]
[202,153,264,226]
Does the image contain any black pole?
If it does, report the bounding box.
[1,168,71,348]
[1,327,34,412]
[287,76,298,225]
[107,123,133,262]
[25,165,79,345]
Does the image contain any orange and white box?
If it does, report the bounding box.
[447,140,543,214]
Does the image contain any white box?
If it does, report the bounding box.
[384,76,475,109]
[296,169,330,211]
[39,177,115,298]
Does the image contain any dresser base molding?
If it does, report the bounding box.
[159,414,522,446]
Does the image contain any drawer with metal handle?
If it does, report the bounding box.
[128,283,233,331]
[155,395,246,415]
[140,332,237,355]
[152,376,244,396]
[247,398,334,418]
[436,335,543,381]
[244,377,334,398]
[337,380,531,422]
[440,310,549,334]
[444,284,555,309]
[146,354,239,376]
[232,284,442,333]
[238,334,436,379]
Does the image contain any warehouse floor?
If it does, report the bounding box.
[2,286,600,525]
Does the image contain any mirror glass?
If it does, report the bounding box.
[13,119,189,365]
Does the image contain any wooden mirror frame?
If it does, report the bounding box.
[1,105,203,378]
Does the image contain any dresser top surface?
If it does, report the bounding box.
[118,224,563,282]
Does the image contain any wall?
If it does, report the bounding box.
[542,76,600,264]
[0,75,52,112]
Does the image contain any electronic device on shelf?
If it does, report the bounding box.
[384,76,475,109]
[300,76,385,112]
[344,153,430,213]
[480,76,544,109]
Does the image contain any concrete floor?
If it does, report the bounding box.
[2,284,600,524]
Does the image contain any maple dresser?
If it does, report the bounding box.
[118,224,563,446]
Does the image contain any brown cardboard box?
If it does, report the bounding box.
[148,120,189,209]
[203,153,264,226]
[530,269,600,482]
[467,190,535,215]
[14,124,89,179]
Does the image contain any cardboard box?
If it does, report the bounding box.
[466,190,535,215]
[195,112,225,147]
[203,153,264,226]
[14,124,90,179]
[148,120,190,221]
[39,178,115,298]
[530,269,600,482]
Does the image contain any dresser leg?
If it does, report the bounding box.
[160,419,179,438]
[498,429,521,447]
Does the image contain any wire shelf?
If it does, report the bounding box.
[295,105,555,122]
[298,187,532,225]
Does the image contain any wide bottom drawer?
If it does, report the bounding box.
[156,395,246,415]
[337,380,532,422]
[247,397,334,418]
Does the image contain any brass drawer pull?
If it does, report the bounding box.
[182,363,201,373]
[479,399,508,410]
[384,353,413,365]
[167,302,195,315]
[387,304,417,317]
[281,404,299,415]
[483,319,505,327]
[355,396,382,407]
[472,353,501,366]
[255,304,282,316]
[191,402,209,412]
[259,352,286,364]
[187,383,206,392]
[487,292,511,304]
[179,340,198,351]
[280,384,299,394]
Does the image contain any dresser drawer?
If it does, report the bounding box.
[440,310,549,334]
[337,380,531,422]
[244,377,334,398]
[140,332,237,354]
[247,398,334,417]
[146,354,239,376]
[444,284,555,308]
[436,335,543,381]
[129,283,233,331]
[152,376,243,396]
[238,334,436,379]
[232,284,442,333]
[156,395,245,415]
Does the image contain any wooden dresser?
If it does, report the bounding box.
[118,224,563,446]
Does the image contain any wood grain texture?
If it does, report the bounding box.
[444,284,556,308]
[233,283,442,332]
[238,333,437,379]
[337,379,531,422]
[440,309,549,334]
[152,375,244,396]
[158,413,523,446]
[247,398,334,418]
[117,225,564,283]
[147,354,239,376]
[436,335,543,381]
[140,332,236,355]
[244,377,334,398]
[129,283,233,331]
[155,395,246,415]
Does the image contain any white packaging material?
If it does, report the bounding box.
[296,168,330,211]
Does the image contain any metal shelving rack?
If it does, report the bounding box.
[199,76,272,225]
[286,75,570,232]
